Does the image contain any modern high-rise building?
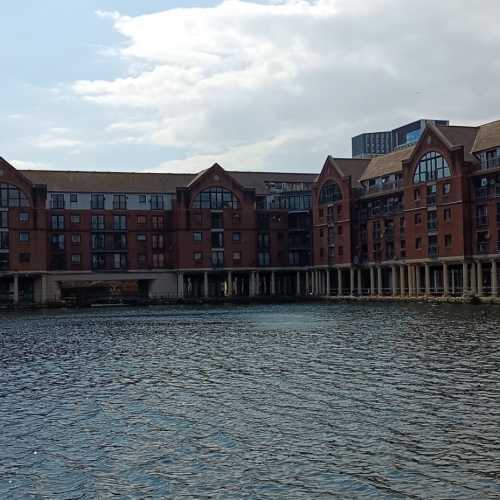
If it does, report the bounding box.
[352,119,450,158]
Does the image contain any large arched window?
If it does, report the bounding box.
[192,187,240,209]
[320,182,342,204]
[413,152,451,184]
[0,183,29,208]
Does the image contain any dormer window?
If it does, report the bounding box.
[413,152,451,184]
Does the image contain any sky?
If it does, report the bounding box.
[2,0,500,174]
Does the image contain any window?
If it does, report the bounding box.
[337,205,342,216]
[193,232,203,241]
[19,253,30,263]
[413,152,451,183]
[193,251,203,262]
[51,193,65,209]
[320,229,324,238]
[51,215,64,230]
[443,183,451,195]
[400,239,406,249]
[152,253,165,268]
[0,212,7,228]
[338,246,343,256]
[319,209,324,218]
[232,231,241,242]
[444,208,452,222]
[152,216,164,230]
[211,232,224,248]
[70,214,80,225]
[233,251,241,263]
[137,234,146,242]
[257,233,270,249]
[113,194,127,210]
[70,193,78,204]
[137,254,147,267]
[137,215,147,225]
[92,254,106,270]
[414,213,422,225]
[50,234,64,250]
[445,234,452,248]
[150,194,164,210]
[319,182,342,204]
[258,252,270,266]
[211,212,224,229]
[0,183,29,208]
[19,232,29,242]
[192,188,240,209]
[19,212,29,223]
[338,225,343,235]
[113,253,127,270]
[91,194,105,209]
[139,195,147,204]
[91,215,105,230]
[71,234,81,244]
[113,215,127,230]
[232,212,241,224]
[152,234,164,249]
[414,189,421,201]
[0,232,9,249]
[92,233,105,250]
[416,237,422,249]
[71,254,81,264]
[113,233,127,250]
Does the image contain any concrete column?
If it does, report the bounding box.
[377,266,383,296]
[477,261,483,296]
[407,266,414,296]
[204,272,209,297]
[177,272,184,299]
[357,269,362,296]
[13,275,19,304]
[271,271,276,296]
[415,265,421,296]
[443,262,449,296]
[392,265,398,296]
[305,271,310,295]
[369,267,375,296]
[350,267,355,296]
[462,262,469,296]
[399,265,406,296]
[491,260,498,297]
[425,264,431,296]
[326,270,330,296]
[471,262,477,295]
[227,271,233,296]
[296,271,301,296]
[41,274,48,305]
[337,268,343,296]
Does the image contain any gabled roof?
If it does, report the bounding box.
[20,168,318,195]
[471,119,500,153]
[359,146,415,182]
[328,157,371,187]
[435,125,479,161]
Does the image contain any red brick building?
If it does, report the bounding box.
[1,118,499,304]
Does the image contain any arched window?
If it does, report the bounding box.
[413,152,451,184]
[0,183,29,208]
[320,182,342,204]
[192,187,240,209]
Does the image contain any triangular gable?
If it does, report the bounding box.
[186,163,245,193]
[0,157,36,203]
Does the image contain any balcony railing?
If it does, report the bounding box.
[475,215,489,227]
[475,187,490,201]
[427,194,437,207]
[364,181,402,195]
[428,246,439,258]
[427,221,438,232]
[480,157,500,170]
[477,242,490,255]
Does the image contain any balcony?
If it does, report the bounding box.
[428,246,439,258]
[481,157,500,170]
[383,229,395,241]
[475,215,489,227]
[475,187,490,201]
[427,194,437,207]
[477,242,490,255]
[364,181,402,195]
[427,221,438,233]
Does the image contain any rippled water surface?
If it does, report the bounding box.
[1,303,500,499]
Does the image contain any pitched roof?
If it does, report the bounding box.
[435,125,479,161]
[20,169,317,195]
[471,119,500,153]
[328,157,371,187]
[359,146,415,182]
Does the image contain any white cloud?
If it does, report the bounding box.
[33,128,82,149]
[11,159,52,170]
[72,0,500,171]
